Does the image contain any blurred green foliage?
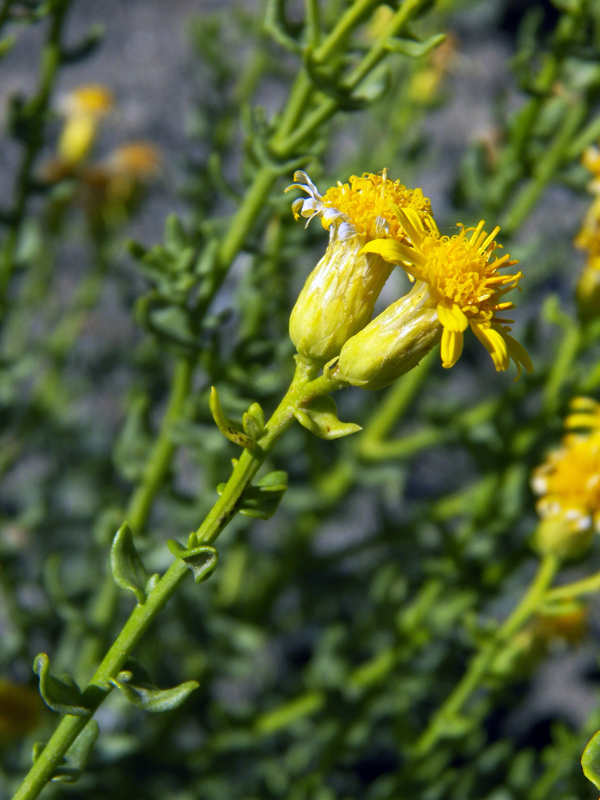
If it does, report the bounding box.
[3,0,600,798]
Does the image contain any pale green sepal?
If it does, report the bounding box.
[167,539,218,583]
[33,654,91,717]
[110,523,151,605]
[582,729,600,790]
[293,396,362,440]
[33,721,99,783]
[109,674,199,713]
[209,387,255,449]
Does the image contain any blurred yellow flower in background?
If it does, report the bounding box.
[0,679,42,742]
[57,84,114,166]
[532,397,600,558]
[575,145,600,319]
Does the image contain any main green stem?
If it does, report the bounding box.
[71,356,196,685]
[0,0,70,311]
[12,358,336,800]
[127,357,195,533]
[414,553,559,756]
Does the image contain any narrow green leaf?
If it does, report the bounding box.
[110,523,151,604]
[0,34,17,61]
[167,539,218,583]
[209,386,255,449]
[257,470,288,487]
[33,654,91,717]
[32,720,99,783]
[385,32,446,58]
[293,396,361,440]
[582,730,600,790]
[110,677,199,712]
[247,402,265,428]
[149,306,197,346]
[238,470,288,519]
[52,720,99,783]
[242,410,263,440]
[164,213,189,254]
[115,657,152,686]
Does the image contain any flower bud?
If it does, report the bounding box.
[336,280,441,390]
[533,513,594,561]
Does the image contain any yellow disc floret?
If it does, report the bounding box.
[286,170,433,243]
[317,172,432,241]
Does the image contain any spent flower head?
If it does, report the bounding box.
[286,170,434,364]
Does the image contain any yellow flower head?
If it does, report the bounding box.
[363,207,532,378]
[105,142,162,179]
[60,85,114,119]
[531,397,600,556]
[535,605,588,647]
[286,170,434,364]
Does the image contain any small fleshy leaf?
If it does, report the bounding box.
[33,654,91,718]
[115,658,153,686]
[247,402,265,428]
[242,411,263,440]
[167,539,218,583]
[582,730,600,790]
[239,471,288,520]
[109,677,199,713]
[51,720,99,783]
[32,742,45,763]
[257,470,288,487]
[110,523,150,604]
[209,387,255,449]
[293,396,362,440]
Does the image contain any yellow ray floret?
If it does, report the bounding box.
[564,396,600,434]
[286,170,433,242]
[362,207,532,378]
